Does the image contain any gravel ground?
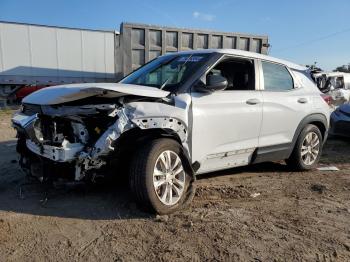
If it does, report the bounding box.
[0,111,349,261]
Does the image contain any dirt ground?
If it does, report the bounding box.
[0,110,349,262]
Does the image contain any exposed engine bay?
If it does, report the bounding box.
[12,87,190,184]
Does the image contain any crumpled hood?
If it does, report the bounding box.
[22,83,170,105]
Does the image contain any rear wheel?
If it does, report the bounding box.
[129,138,194,214]
[286,124,323,171]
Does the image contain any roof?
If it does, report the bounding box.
[172,49,307,71]
[121,22,268,39]
[0,20,119,34]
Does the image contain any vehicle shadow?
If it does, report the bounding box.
[197,161,290,181]
[0,138,294,220]
[0,140,152,221]
[0,136,349,221]
[199,137,350,181]
[321,136,350,165]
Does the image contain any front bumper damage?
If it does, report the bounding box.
[12,101,189,182]
[12,107,133,180]
[26,139,84,162]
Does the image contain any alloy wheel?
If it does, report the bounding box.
[301,131,320,166]
[153,150,185,206]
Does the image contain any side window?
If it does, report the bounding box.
[207,57,255,91]
[262,61,294,91]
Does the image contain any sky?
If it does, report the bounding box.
[0,0,349,71]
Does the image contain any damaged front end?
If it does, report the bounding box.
[12,101,128,182]
[12,94,190,183]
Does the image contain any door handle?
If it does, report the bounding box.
[246,98,261,105]
[297,98,308,104]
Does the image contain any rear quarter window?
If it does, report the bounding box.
[262,61,294,91]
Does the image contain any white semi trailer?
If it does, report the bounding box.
[0,21,117,106]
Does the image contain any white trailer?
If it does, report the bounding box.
[0,21,117,106]
[0,21,117,85]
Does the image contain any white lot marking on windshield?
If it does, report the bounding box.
[177,56,204,62]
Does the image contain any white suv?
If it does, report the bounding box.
[12,49,330,214]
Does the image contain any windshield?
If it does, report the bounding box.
[121,53,211,92]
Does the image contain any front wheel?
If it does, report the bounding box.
[129,138,194,214]
[286,124,323,171]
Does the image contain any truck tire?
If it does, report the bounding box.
[129,138,193,214]
[286,124,323,171]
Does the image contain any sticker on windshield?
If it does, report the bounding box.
[178,56,204,62]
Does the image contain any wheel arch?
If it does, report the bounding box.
[115,127,182,151]
[308,120,327,141]
[289,113,329,156]
[114,127,195,176]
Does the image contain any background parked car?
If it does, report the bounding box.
[330,103,350,137]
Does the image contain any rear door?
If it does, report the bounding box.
[191,56,263,174]
[258,60,312,150]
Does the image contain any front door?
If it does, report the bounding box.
[190,56,263,174]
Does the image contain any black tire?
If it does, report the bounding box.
[286,124,323,171]
[129,138,194,214]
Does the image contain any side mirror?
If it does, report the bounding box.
[206,74,228,92]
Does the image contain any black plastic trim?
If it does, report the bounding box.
[251,143,292,164]
[290,113,328,149]
[252,113,328,164]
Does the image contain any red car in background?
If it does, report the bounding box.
[15,85,49,101]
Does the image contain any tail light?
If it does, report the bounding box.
[321,94,332,106]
